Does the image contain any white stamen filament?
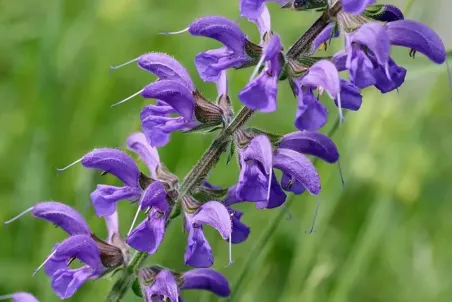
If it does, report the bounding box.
[338,160,345,188]
[249,54,266,82]
[266,170,272,201]
[33,249,58,277]
[56,157,83,174]
[110,58,139,73]
[0,294,15,300]
[4,207,33,225]
[159,27,189,35]
[336,93,344,124]
[111,89,144,107]
[306,196,321,234]
[225,231,234,267]
[128,205,142,236]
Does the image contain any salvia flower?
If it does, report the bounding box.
[236,131,339,208]
[138,266,230,301]
[182,197,232,268]
[240,0,290,19]
[341,0,375,15]
[79,132,160,217]
[4,202,125,298]
[0,292,39,302]
[294,60,343,131]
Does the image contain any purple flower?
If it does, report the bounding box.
[126,181,170,254]
[341,0,375,15]
[4,202,124,299]
[224,185,251,243]
[236,131,339,208]
[188,16,251,82]
[0,292,39,302]
[341,20,445,93]
[238,34,282,112]
[240,0,290,19]
[294,60,341,131]
[184,201,232,268]
[82,132,160,217]
[138,267,230,301]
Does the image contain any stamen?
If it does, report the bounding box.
[306,196,321,234]
[249,53,266,82]
[0,294,15,300]
[56,157,83,174]
[159,27,189,35]
[266,171,272,201]
[110,57,139,74]
[33,249,58,277]
[4,207,33,225]
[111,89,144,107]
[336,93,344,125]
[225,232,234,267]
[445,59,452,101]
[128,205,142,236]
[338,160,345,188]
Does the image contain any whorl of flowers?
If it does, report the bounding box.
[3,0,447,301]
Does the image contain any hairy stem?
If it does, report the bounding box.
[105,3,343,300]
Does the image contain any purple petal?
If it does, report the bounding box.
[141,80,194,121]
[264,34,282,61]
[238,70,278,112]
[300,60,340,98]
[295,90,328,131]
[253,4,271,37]
[311,23,339,54]
[189,16,246,53]
[280,131,339,163]
[189,201,231,240]
[126,209,166,254]
[341,0,375,15]
[224,185,242,206]
[140,110,190,147]
[256,172,287,209]
[182,269,230,297]
[44,235,102,276]
[386,20,446,64]
[137,53,194,90]
[185,226,214,268]
[195,48,249,82]
[374,59,406,93]
[52,266,98,299]
[373,5,404,22]
[139,181,170,213]
[349,49,376,89]
[336,79,362,111]
[228,208,250,243]
[350,22,389,67]
[31,202,91,236]
[216,71,228,97]
[240,135,273,174]
[6,292,39,302]
[82,148,140,187]
[90,185,141,217]
[145,270,179,302]
[126,132,160,178]
[273,148,321,195]
[237,161,270,201]
[281,173,306,195]
[104,211,118,243]
[333,50,347,72]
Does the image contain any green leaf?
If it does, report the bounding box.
[132,278,143,298]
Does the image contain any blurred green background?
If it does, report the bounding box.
[1,0,452,301]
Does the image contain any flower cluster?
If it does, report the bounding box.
[3,0,446,301]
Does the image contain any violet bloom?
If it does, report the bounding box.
[138,267,230,301]
[340,20,445,93]
[126,180,170,254]
[0,292,39,302]
[240,0,290,19]
[238,34,282,112]
[294,60,342,131]
[183,200,232,268]
[81,132,160,217]
[188,16,251,82]
[236,131,339,208]
[341,0,375,15]
[4,202,124,299]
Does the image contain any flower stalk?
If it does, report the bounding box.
[105,4,343,301]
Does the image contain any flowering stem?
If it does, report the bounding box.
[105,3,343,300]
